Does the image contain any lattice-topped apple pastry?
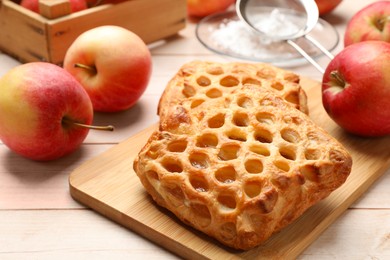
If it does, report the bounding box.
[133,62,352,250]
[158,60,309,126]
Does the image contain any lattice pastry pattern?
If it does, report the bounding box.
[134,80,352,250]
[158,61,309,129]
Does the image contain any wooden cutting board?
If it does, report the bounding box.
[69,77,390,259]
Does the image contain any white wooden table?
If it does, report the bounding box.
[1,0,389,259]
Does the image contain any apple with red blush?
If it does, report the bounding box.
[314,0,342,16]
[321,41,390,137]
[344,1,390,46]
[63,25,152,113]
[0,62,113,161]
[187,0,235,18]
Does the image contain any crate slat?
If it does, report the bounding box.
[0,0,186,64]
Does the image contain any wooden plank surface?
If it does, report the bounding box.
[69,76,390,259]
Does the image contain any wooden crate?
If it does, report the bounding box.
[0,0,186,65]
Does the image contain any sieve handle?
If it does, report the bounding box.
[305,35,335,60]
[287,36,334,74]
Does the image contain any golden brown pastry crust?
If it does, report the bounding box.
[134,62,352,250]
[158,60,308,125]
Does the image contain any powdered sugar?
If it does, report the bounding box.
[249,8,303,38]
[209,19,299,59]
[197,10,338,65]
[207,7,314,59]
[207,7,312,60]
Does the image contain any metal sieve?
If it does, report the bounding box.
[236,0,334,73]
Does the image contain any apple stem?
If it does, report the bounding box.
[74,63,97,74]
[330,71,346,88]
[62,118,114,131]
[374,16,389,32]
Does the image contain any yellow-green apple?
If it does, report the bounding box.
[63,25,152,112]
[344,1,390,46]
[321,41,390,137]
[20,0,88,13]
[187,0,235,18]
[314,0,342,16]
[0,62,112,161]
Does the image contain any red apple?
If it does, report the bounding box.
[0,62,106,161]
[0,62,113,161]
[20,0,87,14]
[68,0,88,12]
[321,41,390,137]
[315,0,342,16]
[63,25,152,112]
[187,0,235,18]
[344,1,390,47]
